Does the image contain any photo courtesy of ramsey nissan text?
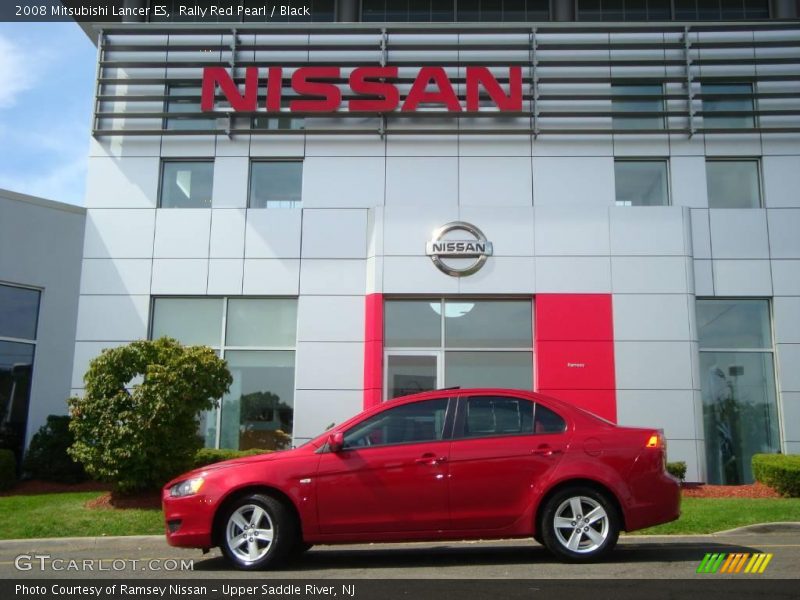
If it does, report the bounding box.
[0,1,799,599]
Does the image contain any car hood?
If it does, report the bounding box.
[165,447,306,488]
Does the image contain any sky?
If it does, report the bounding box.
[0,22,96,206]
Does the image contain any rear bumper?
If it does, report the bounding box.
[162,490,215,548]
[625,471,681,532]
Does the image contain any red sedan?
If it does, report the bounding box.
[162,389,680,569]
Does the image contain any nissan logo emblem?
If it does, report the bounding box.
[425,221,494,277]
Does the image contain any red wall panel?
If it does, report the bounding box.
[534,294,617,422]
[363,293,384,409]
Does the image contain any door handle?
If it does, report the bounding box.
[415,453,447,466]
[533,445,563,457]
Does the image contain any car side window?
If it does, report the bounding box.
[534,403,567,434]
[342,399,449,449]
[460,396,534,438]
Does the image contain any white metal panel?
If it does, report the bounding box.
[383,256,459,295]
[777,344,800,392]
[295,341,364,390]
[207,259,244,295]
[534,206,610,256]
[292,389,363,441]
[302,157,385,208]
[299,259,366,295]
[386,157,459,207]
[690,209,711,259]
[774,297,800,344]
[153,209,211,258]
[301,209,368,259]
[297,295,364,343]
[609,207,687,256]
[712,260,773,296]
[613,294,692,342]
[616,390,698,440]
[763,156,800,208]
[83,209,156,259]
[459,157,533,207]
[772,260,800,296]
[535,256,612,293]
[382,205,458,256]
[781,392,800,442]
[211,157,249,208]
[671,156,708,208]
[85,156,159,208]
[151,259,209,294]
[709,209,769,259]
[611,256,689,294]
[532,157,615,205]
[615,340,694,390]
[242,259,300,295]
[457,257,535,295]
[767,209,800,258]
[76,295,149,341]
[79,259,152,296]
[244,209,302,258]
[209,209,246,257]
[458,206,534,256]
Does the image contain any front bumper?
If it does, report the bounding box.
[161,489,216,548]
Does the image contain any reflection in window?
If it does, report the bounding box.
[386,355,438,399]
[705,159,761,208]
[159,161,214,208]
[579,0,671,21]
[612,84,665,130]
[165,86,215,131]
[674,0,769,20]
[701,83,755,129]
[150,297,297,450]
[445,352,533,390]
[614,160,670,206]
[362,0,549,22]
[252,115,305,132]
[697,299,779,485]
[0,284,40,341]
[343,399,448,448]
[248,162,303,208]
[444,300,532,348]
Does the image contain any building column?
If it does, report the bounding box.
[552,0,576,21]
[337,0,360,22]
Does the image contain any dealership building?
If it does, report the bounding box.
[5,0,800,484]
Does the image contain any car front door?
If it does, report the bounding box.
[315,397,453,534]
[447,394,568,531]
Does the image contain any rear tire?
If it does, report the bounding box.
[219,493,295,570]
[540,486,619,562]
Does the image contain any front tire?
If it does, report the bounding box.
[219,494,294,570]
[540,486,620,562]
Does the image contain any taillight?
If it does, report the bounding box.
[646,433,660,448]
[645,430,668,470]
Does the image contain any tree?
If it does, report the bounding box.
[68,338,232,493]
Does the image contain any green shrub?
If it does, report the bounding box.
[68,338,232,493]
[192,448,270,470]
[0,449,16,491]
[667,461,687,482]
[23,415,87,483]
[752,454,800,497]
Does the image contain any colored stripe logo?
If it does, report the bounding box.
[696,553,773,574]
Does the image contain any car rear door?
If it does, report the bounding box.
[315,397,453,534]
[447,394,568,531]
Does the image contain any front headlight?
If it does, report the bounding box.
[170,477,205,497]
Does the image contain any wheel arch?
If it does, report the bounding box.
[211,485,302,548]
[533,478,627,536]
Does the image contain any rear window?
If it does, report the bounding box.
[534,404,567,434]
[461,396,534,438]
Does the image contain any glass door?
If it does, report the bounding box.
[384,351,441,400]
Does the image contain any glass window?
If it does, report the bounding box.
[534,404,567,433]
[697,299,772,349]
[152,298,298,450]
[387,355,438,399]
[343,398,449,448]
[165,86,214,131]
[444,300,532,348]
[151,298,224,346]
[461,396,534,438]
[385,301,442,347]
[702,83,755,129]
[612,84,664,130]
[697,299,779,485]
[248,162,303,209]
[159,161,214,208]
[225,298,297,347]
[579,0,670,20]
[614,160,670,206]
[705,160,761,208]
[0,284,40,341]
[219,350,295,451]
[252,115,305,132]
[445,352,533,389]
[0,341,35,463]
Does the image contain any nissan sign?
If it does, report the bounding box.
[426,222,493,277]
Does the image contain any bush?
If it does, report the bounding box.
[192,448,270,470]
[752,454,800,497]
[667,461,687,482]
[68,338,232,493]
[0,449,16,491]
[23,415,87,483]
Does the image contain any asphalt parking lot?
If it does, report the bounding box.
[0,526,798,580]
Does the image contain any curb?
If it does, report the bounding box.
[712,522,800,535]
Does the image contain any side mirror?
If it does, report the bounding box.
[328,431,344,452]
